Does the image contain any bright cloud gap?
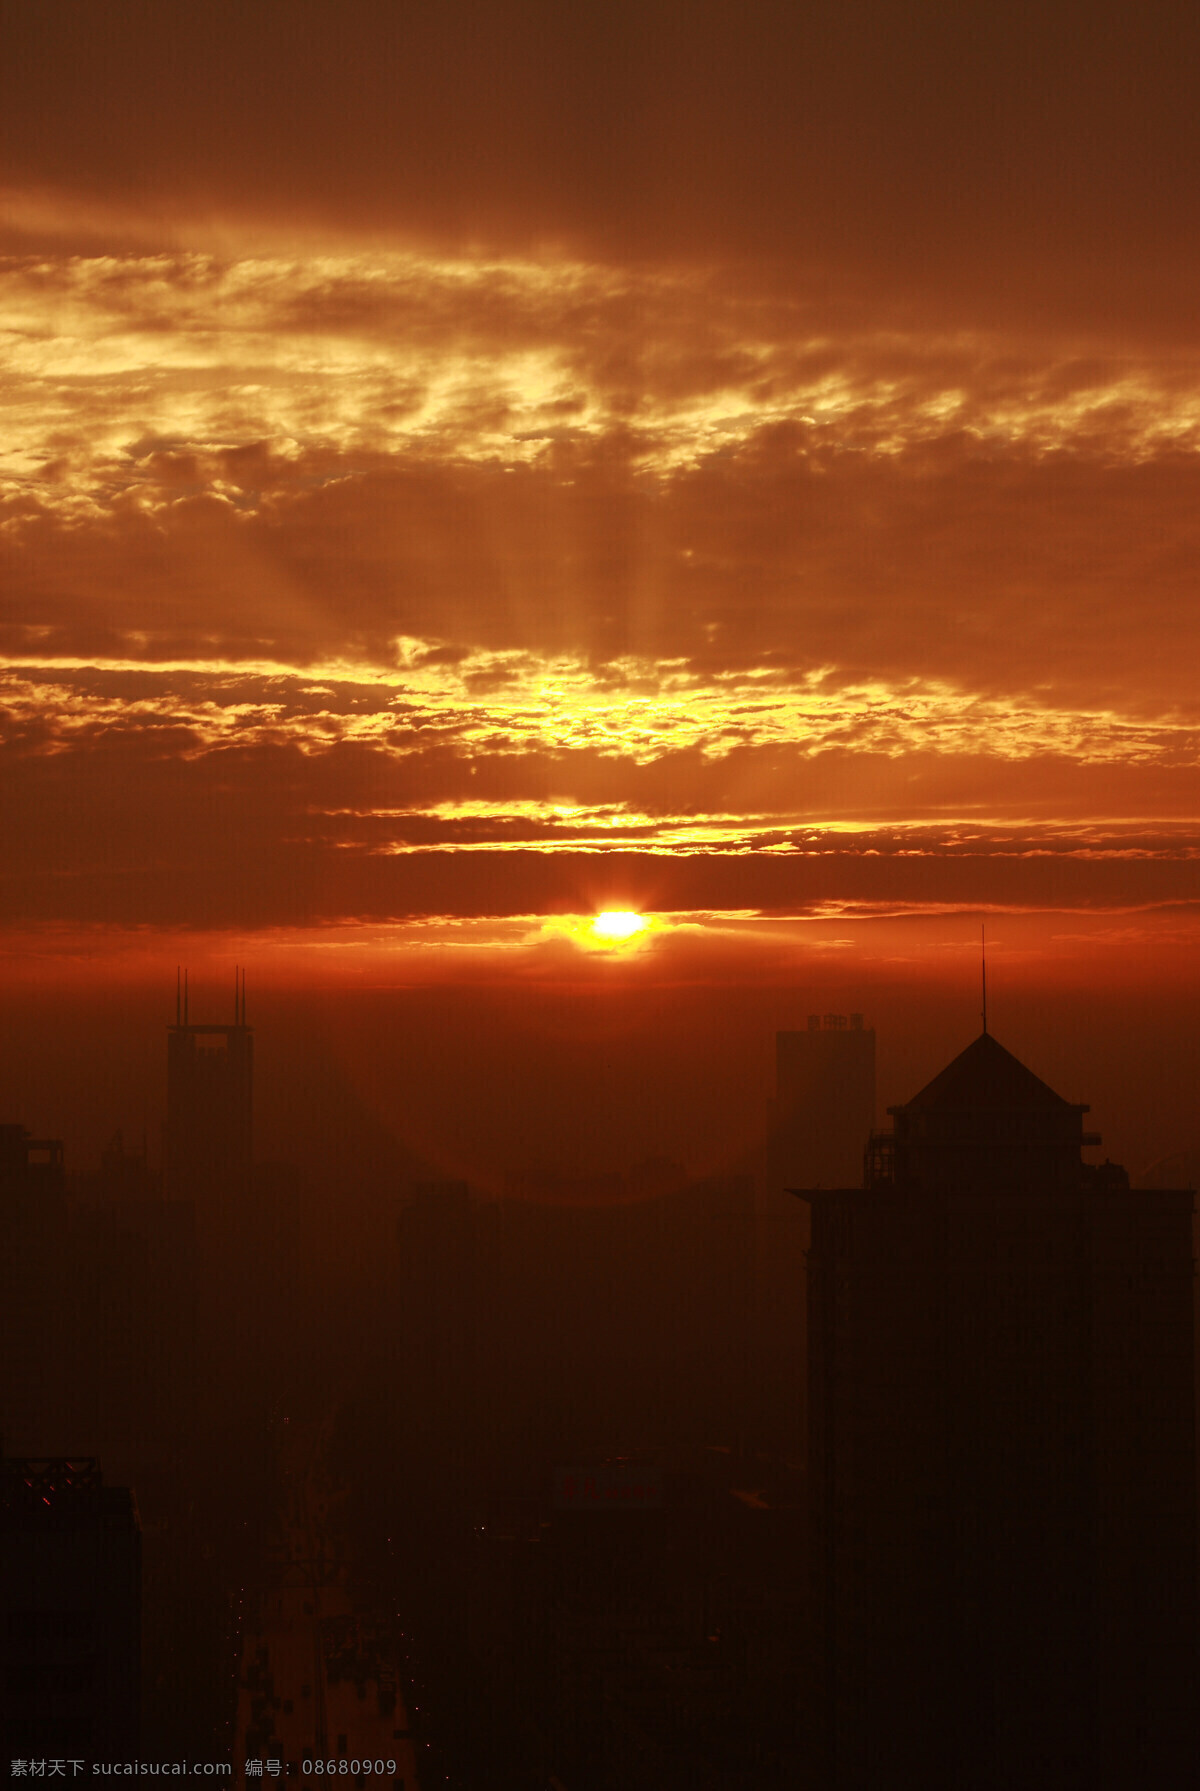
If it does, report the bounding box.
[3,656,1198,771]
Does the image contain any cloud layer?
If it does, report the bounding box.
[3,8,1200,943]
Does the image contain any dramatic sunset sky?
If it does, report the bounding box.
[3,2,1199,1180]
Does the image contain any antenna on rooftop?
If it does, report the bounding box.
[176,966,181,1026]
[981,924,988,1036]
[184,968,189,1026]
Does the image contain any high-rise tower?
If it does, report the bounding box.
[768,1012,876,1189]
[0,1125,69,1452]
[754,1014,876,1455]
[797,1030,1198,1790]
[165,971,252,1198]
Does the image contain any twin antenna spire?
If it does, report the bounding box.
[174,966,247,1025]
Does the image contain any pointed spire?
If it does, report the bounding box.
[981,924,988,1036]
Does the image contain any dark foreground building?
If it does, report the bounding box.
[1,1453,141,1756]
[796,1030,1198,1791]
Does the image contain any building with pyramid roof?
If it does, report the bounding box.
[880,1028,1103,1191]
[796,1030,1198,1791]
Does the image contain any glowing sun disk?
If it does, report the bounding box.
[591,910,647,940]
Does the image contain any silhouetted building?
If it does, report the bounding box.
[797,1030,1199,1790]
[0,1125,69,1452]
[1,1452,141,1755]
[474,1446,809,1788]
[474,1172,754,1460]
[165,981,252,1199]
[97,1128,160,1201]
[0,1124,65,1201]
[768,1013,876,1191]
[391,1181,492,1486]
[71,1195,198,1477]
[755,1015,876,1458]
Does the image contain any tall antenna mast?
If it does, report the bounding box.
[184,968,189,1026]
[176,966,181,1026]
[981,923,988,1036]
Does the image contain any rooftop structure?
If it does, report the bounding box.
[872,1029,1103,1191]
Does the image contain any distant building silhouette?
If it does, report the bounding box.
[797,1030,1199,1789]
[0,1123,64,1198]
[70,1181,198,1479]
[768,1013,876,1191]
[461,1442,810,1788]
[394,1181,486,1481]
[165,976,252,1198]
[161,985,309,1431]
[755,1015,876,1457]
[97,1128,159,1201]
[0,1124,68,1452]
[1,1452,141,1755]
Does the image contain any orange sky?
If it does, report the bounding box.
[2,3,1199,1165]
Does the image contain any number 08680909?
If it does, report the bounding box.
[300,1764,397,1777]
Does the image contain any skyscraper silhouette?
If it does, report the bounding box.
[755,1015,876,1455]
[768,1013,876,1192]
[0,1125,68,1452]
[798,1030,1198,1790]
[165,973,252,1199]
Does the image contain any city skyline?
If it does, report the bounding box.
[4,5,1200,1778]
[5,988,1195,1775]
[2,968,1195,1203]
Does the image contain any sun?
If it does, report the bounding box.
[590,910,648,942]
[539,909,656,952]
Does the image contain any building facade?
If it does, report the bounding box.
[797,1030,1198,1790]
[1,1453,141,1755]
